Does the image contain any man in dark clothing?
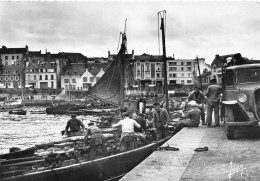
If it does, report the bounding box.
[152,102,170,141]
[65,114,85,136]
[188,86,206,125]
[206,79,223,127]
[84,122,105,160]
[133,112,146,133]
[173,101,201,134]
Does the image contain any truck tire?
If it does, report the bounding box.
[225,106,235,139]
[227,126,235,140]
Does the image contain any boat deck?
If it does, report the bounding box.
[121,124,260,181]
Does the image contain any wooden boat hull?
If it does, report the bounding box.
[8,110,27,115]
[0,148,35,160]
[2,136,170,181]
[0,105,23,112]
[29,111,46,114]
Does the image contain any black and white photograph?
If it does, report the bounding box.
[1,1,260,180]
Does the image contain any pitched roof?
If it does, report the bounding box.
[58,52,88,62]
[1,64,24,74]
[25,61,56,71]
[86,63,109,77]
[63,63,86,76]
[0,46,28,54]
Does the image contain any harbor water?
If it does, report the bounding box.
[0,107,98,154]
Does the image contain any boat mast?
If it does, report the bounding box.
[159,10,169,112]
[120,19,127,108]
[196,56,202,88]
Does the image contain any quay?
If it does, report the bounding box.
[121,125,260,181]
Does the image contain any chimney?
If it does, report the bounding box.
[108,51,110,57]
[132,50,134,59]
[173,53,174,59]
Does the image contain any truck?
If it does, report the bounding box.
[221,60,260,139]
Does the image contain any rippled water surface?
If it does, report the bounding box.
[0,107,98,154]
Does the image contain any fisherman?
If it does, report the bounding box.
[152,102,170,141]
[133,112,146,133]
[83,122,105,160]
[112,112,141,152]
[133,112,148,145]
[187,86,207,125]
[173,100,201,135]
[206,78,223,127]
[65,114,85,136]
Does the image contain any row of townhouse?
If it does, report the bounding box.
[0,45,211,92]
[132,54,210,90]
[0,46,108,90]
[60,63,107,91]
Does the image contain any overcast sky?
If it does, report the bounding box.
[0,1,260,64]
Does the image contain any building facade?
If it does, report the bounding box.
[0,45,28,66]
[61,63,107,91]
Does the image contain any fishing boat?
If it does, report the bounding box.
[29,110,46,114]
[0,131,170,181]
[8,109,27,115]
[1,15,173,181]
[0,99,23,112]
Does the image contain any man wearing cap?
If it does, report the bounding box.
[152,102,170,141]
[173,101,201,134]
[188,86,207,125]
[84,122,105,160]
[206,78,223,127]
[112,112,141,152]
[65,114,85,136]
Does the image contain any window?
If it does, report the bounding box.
[13,70,16,74]
[72,78,76,83]
[187,67,192,71]
[5,71,9,74]
[169,62,177,66]
[17,56,19,59]
[169,74,173,78]
[181,80,184,84]
[181,62,184,66]
[169,67,177,71]
[34,75,36,80]
[51,75,54,80]
[45,75,48,80]
[188,73,191,77]
[187,62,191,66]
[16,61,20,65]
[5,76,9,81]
[64,79,69,83]
[12,56,15,60]
[83,77,88,82]
[181,67,184,71]
[28,75,31,80]
[39,75,42,80]
[156,73,160,78]
[10,76,13,81]
[0,76,3,81]
[173,74,176,77]
[187,80,192,83]
[90,77,94,82]
[5,56,8,60]
[182,73,184,77]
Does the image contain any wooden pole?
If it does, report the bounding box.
[196,56,202,88]
[160,15,169,112]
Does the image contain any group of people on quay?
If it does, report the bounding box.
[64,78,222,156]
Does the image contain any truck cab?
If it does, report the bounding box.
[222,64,260,139]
